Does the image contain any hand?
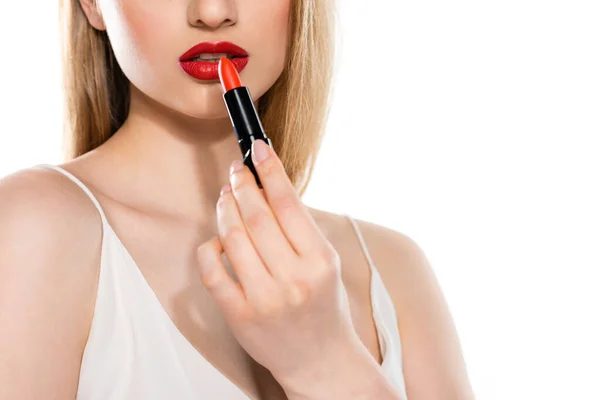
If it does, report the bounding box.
[196,139,361,391]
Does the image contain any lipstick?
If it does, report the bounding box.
[218,56,273,188]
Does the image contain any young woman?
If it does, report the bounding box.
[0,0,473,399]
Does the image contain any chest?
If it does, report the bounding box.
[108,213,382,400]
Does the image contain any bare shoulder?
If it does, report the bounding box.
[0,165,102,398]
[306,207,422,271]
[348,216,475,400]
[0,166,103,255]
[306,207,432,286]
[345,217,429,283]
[307,207,431,290]
[307,207,473,399]
[306,207,349,237]
[0,165,103,254]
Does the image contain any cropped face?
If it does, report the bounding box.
[84,0,291,119]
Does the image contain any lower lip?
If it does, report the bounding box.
[179,57,249,81]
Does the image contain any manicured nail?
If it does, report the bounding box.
[230,160,244,175]
[220,183,232,195]
[252,139,270,165]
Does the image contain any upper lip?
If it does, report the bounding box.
[179,41,248,62]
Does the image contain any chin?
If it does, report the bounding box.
[161,84,233,120]
[179,102,231,120]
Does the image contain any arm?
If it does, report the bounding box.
[358,219,475,400]
[277,332,404,400]
[0,168,102,399]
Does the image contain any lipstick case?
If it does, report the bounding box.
[223,87,273,189]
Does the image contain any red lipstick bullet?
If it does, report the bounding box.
[218,57,243,92]
[218,57,273,188]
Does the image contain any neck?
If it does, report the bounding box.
[95,85,241,225]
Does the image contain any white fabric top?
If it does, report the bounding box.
[38,164,408,399]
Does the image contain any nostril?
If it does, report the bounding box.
[221,18,236,27]
[191,18,235,29]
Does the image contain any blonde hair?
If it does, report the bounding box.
[59,0,335,196]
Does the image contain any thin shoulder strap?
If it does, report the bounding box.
[37,164,109,225]
[345,214,376,271]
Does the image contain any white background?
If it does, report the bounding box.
[1,1,599,399]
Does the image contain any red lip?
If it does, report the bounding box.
[179,41,249,81]
[179,41,248,62]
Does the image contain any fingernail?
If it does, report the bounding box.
[220,183,232,195]
[252,139,270,165]
[230,160,244,175]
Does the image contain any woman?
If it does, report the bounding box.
[0,0,473,399]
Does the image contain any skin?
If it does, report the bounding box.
[0,0,474,399]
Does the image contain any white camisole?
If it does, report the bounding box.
[37,164,408,399]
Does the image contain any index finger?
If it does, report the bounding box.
[251,139,325,256]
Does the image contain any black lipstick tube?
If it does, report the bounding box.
[223,87,273,189]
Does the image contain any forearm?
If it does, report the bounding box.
[279,342,404,400]
[286,368,403,400]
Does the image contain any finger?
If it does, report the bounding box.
[217,184,277,299]
[196,237,246,317]
[251,139,326,256]
[229,160,297,280]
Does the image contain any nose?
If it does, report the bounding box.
[188,0,237,29]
